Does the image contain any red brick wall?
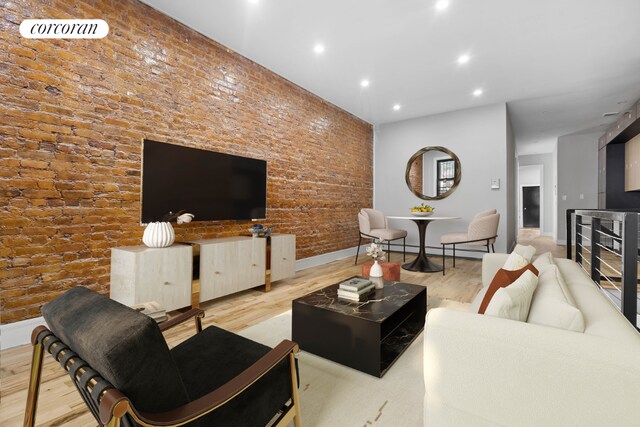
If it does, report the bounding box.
[0,0,373,323]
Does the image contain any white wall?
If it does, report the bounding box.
[374,103,513,256]
[518,153,554,236]
[556,132,599,243]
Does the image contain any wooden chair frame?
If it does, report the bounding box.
[24,309,302,427]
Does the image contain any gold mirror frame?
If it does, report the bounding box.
[405,146,461,200]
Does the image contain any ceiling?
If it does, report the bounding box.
[140,0,640,154]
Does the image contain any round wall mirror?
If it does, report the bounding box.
[405,146,461,200]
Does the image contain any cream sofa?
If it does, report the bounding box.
[424,253,640,426]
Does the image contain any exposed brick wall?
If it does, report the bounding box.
[0,0,373,323]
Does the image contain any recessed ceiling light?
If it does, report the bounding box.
[473,88,483,97]
[393,104,401,111]
[435,1,449,11]
[313,44,325,54]
[360,79,370,88]
[457,54,470,65]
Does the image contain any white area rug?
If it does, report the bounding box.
[239,311,427,427]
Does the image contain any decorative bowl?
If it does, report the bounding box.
[411,211,433,217]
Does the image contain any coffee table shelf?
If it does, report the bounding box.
[292,278,427,377]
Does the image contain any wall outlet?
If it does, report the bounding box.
[579,194,584,199]
[562,195,567,201]
[491,178,500,190]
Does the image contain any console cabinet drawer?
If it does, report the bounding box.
[198,237,266,301]
[110,245,192,312]
[271,234,296,282]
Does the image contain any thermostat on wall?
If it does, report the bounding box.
[491,178,500,190]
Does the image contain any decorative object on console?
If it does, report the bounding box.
[248,223,272,238]
[176,213,195,224]
[142,221,175,248]
[366,240,386,289]
[141,210,194,248]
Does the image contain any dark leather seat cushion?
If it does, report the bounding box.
[41,286,191,414]
[171,325,293,427]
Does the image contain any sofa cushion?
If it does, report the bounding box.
[555,259,640,341]
[41,286,191,414]
[527,265,585,332]
[478,264,539,314]
[485,270,538,321]
[171,325,292,427]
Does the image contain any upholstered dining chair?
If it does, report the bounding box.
[440,209,500,275]
[356,208,407,264]
[24,286,301,427]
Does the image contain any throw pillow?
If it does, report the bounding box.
[478,263,539,314]
[485,270,539,322]
[503,252,529,270]
[527,265,585,332]
[532,252,555,272]
[513,244,536,261]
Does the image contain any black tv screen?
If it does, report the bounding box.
[141,139,266,223]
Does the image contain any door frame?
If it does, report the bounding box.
[518,164,544,231]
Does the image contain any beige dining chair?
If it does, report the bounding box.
[356,208,407,264]
[440,209,500,275]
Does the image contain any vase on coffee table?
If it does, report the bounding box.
[370,259,384,289]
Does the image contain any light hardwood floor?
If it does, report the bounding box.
[0,234,562,426]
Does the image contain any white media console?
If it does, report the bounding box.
[110,234,296,311]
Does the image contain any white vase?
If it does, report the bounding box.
[370,259,384,289]
[142,222,175,248]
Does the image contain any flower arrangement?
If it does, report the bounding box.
[366,239,386,262]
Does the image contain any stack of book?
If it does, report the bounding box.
[337,278,375,302]
[132,301,168,323]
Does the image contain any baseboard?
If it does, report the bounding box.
[295,245,366,271]
[1,316,46,350]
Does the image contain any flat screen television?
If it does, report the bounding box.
[141,139,266,223]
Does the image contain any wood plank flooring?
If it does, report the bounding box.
[0,234,561,426]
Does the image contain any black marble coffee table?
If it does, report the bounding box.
[292,278,427,377]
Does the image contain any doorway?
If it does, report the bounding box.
[522,186,540,228]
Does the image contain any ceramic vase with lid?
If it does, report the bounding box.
[370,259,385,289]
[142,222,175,248]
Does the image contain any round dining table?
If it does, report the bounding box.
[387,215,460,273]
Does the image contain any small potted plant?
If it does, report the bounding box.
[366,239,386,288]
